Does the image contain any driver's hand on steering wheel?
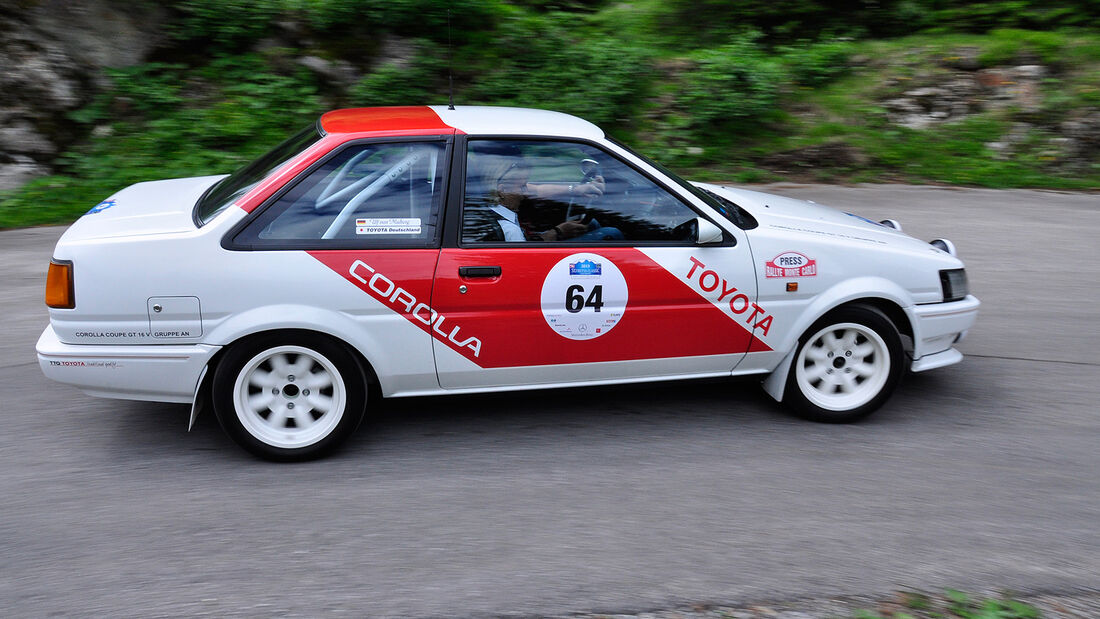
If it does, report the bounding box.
[572,175,605,198]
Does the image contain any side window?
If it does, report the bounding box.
[461,140,699,244]
[235,140,446,247]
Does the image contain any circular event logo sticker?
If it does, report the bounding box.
[540,253,628,340]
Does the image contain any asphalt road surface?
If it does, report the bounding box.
[2,184,1098,617]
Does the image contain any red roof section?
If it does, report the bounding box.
[320,106,454,135]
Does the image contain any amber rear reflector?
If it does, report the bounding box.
[45,260,74,309]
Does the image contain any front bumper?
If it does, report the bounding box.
[36,325,221,403]
[910,294,980,372]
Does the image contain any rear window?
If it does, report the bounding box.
[194,125,322,226]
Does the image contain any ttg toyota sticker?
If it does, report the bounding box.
[540,253,627,340]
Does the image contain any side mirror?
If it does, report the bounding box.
[695,218,724,245]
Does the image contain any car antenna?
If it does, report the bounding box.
[447,9,456,110]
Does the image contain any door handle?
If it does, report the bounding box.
[458,266,502,278]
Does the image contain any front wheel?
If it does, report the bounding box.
[784,305,904,423]
[212,333,367,461]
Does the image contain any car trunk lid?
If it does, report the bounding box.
[58,175,227,243]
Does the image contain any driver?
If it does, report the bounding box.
[490,160,622,242]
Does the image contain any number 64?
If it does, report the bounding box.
[566,285,604,313]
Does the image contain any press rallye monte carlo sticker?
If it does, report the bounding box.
[764,251,817,278]
[540,253,627,341]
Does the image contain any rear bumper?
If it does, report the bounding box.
[910,294,980,372]
[36,325,220,403]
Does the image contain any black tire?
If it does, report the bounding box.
[212,331,367,461]
[783,305,904,423]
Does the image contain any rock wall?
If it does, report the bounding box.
[881,61,1100,168]
[0,0,163,191]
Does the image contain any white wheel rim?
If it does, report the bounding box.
[233,345,347,449]
[795,322,890,412]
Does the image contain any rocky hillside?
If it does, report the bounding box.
[1,0,1097,227]
[0,1,165,190]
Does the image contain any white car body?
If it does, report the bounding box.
[37,106,978,458]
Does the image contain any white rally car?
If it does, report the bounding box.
[38,106,979,460]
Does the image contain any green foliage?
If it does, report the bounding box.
[779,38,857,87]
[901,591,932,610]
[676,33,784,130]
[0,176,121,229]
[944,589,1041,619]
[652,0,912,43]
[924,0,1100,32]
[290,0,502,41]
[655,0,1100,42]
[168,0,282,52]
[349,46,449,107]
[850,590,1042,619]
[4,2,1100,230]
[507,0,608,12]
[1,55,323,228]
[979,29,1071,66]
[166,0,504,54]
[467,13,653,128]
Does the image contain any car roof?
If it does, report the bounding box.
[319,106,605,140]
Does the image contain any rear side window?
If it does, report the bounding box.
[232,140,447,248]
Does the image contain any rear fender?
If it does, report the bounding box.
[201,304,390,390]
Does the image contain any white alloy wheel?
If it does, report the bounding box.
[794,322,891,412]
[232,345,347,450]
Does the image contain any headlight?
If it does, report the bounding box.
[939,268,968,302]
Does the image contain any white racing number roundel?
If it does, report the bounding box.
[540,253,628,341]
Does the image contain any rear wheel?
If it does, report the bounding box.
[784,305,903,423]
[212,333,367,461]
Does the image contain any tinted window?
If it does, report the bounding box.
[195,125,321,225]
[608,136,757,229]
[233,140,446,247]
[462,140,699,244]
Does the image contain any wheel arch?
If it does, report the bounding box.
[202,304,390,381]
[192,326,382,430]
[762,281,915,404]
[850,297,914,347]
[206,328,374,460]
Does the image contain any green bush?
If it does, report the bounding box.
[349,45,450,107]
[779,38,856,87]
[675,32,784,131]
[466,13,653,128]
[0,55,324,228]
[168,0,282,52]
[925,1,1100,32]
[979,29,1070,65]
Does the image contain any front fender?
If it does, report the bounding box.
[772,276,915,360]
[761,276,915,403]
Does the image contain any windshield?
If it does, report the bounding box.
[608,137,757,229]
[194,125,322,226]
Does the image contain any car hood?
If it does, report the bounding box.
[58,175,227,243]
[694,183,942,252]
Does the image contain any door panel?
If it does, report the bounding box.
[430,246,766,388]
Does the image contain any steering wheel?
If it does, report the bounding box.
[565,158,603,220]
